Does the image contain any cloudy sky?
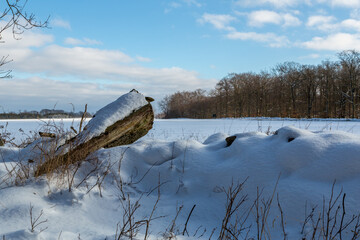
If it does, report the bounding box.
[1,0,360,113]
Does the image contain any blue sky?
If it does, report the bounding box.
[1,0,360,113]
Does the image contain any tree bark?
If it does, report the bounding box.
[35,103,154,176]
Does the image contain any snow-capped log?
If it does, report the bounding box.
[35,90,154,176]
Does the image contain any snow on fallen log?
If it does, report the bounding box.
[35,90,154,176]
[76,90,149,145]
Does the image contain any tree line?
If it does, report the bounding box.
[0,109,92,119]
[159,50,360,119]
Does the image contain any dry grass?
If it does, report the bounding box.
[0,116,91,189]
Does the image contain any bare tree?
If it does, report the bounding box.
[216,75,233,117]
[275,62,302,117]
[0,0,49,78]
[299,65,318,118]
[158,95,171,118]
[317,61,339,118]
[159,50,360,119]
[338,50,360,118]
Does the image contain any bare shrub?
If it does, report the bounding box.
[254,176,280,240]
[218,178,249,240]
[29,203,48,233]
[0,122,37,148]
[301,181,360,240]
[161,204,184,239]
[0,117,91,189]
[114,195,144,239]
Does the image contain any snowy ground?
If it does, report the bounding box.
[1,117,360,239]
[3,117,360,144]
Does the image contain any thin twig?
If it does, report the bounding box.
[182,204,196,236]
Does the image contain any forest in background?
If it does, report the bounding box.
[0,109,92,119]
[159,50,360,119]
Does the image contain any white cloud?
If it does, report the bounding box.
[306,15,336,31]
[136,56,152,62]
[64,37,102,46]
[8,45,202,84]
[237,0,360,8]
[315,0,360,7]
[0,77,130,112]
[0,74,216,113]
[302,33,360,51]
[330,0,360,8]
[247,10,301,27]
[283,13,302,27]
[340,19,360,32]
[248,10,282,27]
[307,15,335,26]
[0,30,215,111]
[198,13,236,31]
[51,18,71,30]
[0,30,53,48]
[227,31,289,47]
[307,15,360,32]
[236,0,300,8]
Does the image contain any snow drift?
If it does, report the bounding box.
[0,124,360,239]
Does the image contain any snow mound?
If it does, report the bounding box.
[114,126,360,193]
[100,126,360,237]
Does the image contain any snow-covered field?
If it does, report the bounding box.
[1,116,360,239]
[3,117,360,143]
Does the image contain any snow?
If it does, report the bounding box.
[76,90,148,144]
[1,118,360,239]
[3,117,360,144]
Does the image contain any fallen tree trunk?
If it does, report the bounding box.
[35,91,154,176]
